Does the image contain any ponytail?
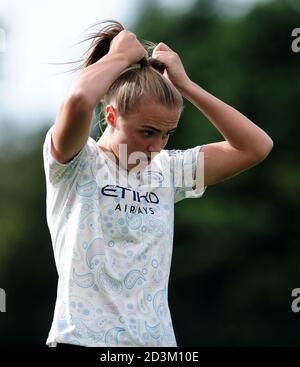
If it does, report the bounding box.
[79,20,166,75]
[80,20,124,68]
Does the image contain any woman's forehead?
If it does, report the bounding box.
[128,102,181,125]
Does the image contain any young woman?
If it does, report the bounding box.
[42,20,273,347]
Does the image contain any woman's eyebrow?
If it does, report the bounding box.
[141,125,177,133]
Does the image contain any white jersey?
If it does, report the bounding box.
[42,125,206,347]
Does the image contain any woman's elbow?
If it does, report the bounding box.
[255,138,274,162]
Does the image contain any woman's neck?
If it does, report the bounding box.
[97,127,111,152]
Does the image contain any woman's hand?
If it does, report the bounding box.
[152,42,191,91]
[108,30,147,66]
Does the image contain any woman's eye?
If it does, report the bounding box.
[142,131,154,137]
[141,131,174,138]
[164,132,174,138]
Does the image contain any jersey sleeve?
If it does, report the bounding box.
[166,145,207,204]
[42,125,88,186]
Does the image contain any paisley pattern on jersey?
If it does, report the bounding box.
[43,126,205,347]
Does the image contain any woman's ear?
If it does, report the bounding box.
[105,104,117,127]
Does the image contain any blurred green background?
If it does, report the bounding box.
[0,0,300,346]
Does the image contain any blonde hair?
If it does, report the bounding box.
[63,20,183,136]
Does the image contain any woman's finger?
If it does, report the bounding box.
[154,42,173,53]
[152,50,169,63]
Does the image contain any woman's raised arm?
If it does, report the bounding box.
[51,30,146,164]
